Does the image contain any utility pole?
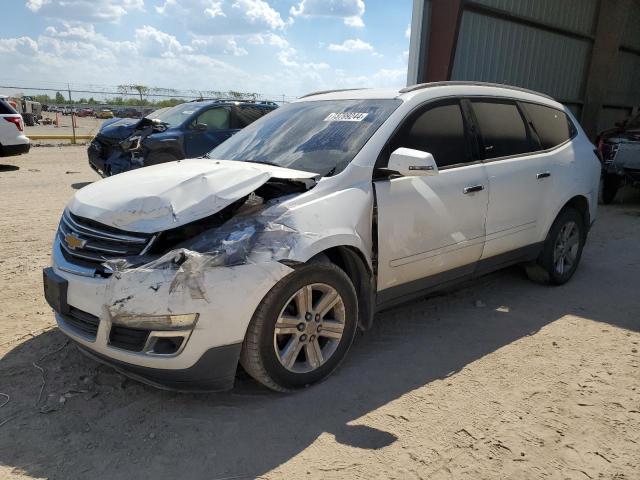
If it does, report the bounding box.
[68,83,76,144]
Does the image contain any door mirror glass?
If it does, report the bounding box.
[388,147,438,176]
[194,123,208,132]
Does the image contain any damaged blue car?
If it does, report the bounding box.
[87,99,277,176]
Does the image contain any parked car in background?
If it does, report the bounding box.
[0,96,30,157]
[596,112,640,203]
[115,107,143,118]
[96,109,114,119]
[47,83,600,393]
[62,106,77,116]
[87,99,277,176]
[77,108,95,117]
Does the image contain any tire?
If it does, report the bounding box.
[144,151,177,167]
[525,207,586,285]
[23,113,35,127]
[601,173,620,204]
[240,263,358,392]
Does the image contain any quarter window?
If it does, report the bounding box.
[471,100,531,159]
[234,106,272,128]
[390,101,472,168]
[523,103,574,149]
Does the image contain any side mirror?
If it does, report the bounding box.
[387,147,438,176]
[194,123,207,132]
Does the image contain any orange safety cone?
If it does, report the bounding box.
[55,112,60,127]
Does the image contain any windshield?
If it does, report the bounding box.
[208,99,401,176]
[151,103,200,127]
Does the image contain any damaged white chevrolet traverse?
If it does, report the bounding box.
[44,82,601,392]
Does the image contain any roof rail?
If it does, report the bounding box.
[188,98,278,105]
[299,88,366,99]
[398,81,555,101]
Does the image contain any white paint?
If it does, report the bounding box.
[68,158,318,233]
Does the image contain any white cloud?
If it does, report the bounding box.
[192,36,248,56]
[25,0,144,22]
[155,0,287,35]
[135,25,193,57]
[328,38,373,53]
[405,24,411,39]
[0,36,39,55]
[247,32,289,48]
[290,0,365,28]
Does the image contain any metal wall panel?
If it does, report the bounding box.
[621,0,640,49]
[605,51,640,105]
[470,0,599,35]
[452,11,591,101]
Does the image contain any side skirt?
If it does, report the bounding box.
[375,242,543,312]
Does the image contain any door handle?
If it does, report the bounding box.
[537,172,551,179]
[463,185,484,194]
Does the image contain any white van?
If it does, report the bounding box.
[44,82,601,392]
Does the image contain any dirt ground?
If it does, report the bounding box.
[0,146,639,480]
[25,112,107,139]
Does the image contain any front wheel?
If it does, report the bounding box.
[525,208,586,285]
[240,263,358,392]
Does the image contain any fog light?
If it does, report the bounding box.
[112,313,198,331]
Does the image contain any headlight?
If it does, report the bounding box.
[112,313,199,331]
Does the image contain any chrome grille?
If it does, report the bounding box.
[58,210,155,265]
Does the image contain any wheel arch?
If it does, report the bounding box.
[542,194,591,241]
[308,245,375,331]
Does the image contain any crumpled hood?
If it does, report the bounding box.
[97,117,145,140]
[68,159,319,233]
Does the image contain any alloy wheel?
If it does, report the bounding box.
[553,221,580,275]
[273,283,346,373]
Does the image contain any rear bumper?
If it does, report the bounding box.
[1,141,30,157]
[77,341,242,392]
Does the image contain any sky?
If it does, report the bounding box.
[0,0,413,100]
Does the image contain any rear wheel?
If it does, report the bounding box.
[525,208,586,285]
[23,113,35,127]
[240,263,358,392]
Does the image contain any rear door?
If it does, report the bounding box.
[468,99,552,264]
[375,99,489,302]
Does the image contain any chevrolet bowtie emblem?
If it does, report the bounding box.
[64,232,87,250]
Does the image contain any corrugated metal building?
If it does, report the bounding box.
[407,0,640,137]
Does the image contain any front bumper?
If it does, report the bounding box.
[46,238,293,391]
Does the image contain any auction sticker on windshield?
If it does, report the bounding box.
[324,112,368,122]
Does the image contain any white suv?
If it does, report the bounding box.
[0,96,30,157]
[44,82,600,392]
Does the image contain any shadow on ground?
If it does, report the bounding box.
[0,204,638,479]
[0,164,19,172]
[71,181,93,190]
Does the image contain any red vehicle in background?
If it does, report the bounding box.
[77,108,94,117]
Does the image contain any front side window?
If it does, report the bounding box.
[471,100,531,159]
[523,103,574,149]
[209,99,401,176]
[195,108,230,130]
[389,101,472,168]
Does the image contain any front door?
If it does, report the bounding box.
[375,99,489,303]
[184,107,236,158]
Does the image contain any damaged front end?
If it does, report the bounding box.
[48,160,322,389]
[88,118,173,177]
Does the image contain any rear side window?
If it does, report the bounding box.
[471,100,531,159]
[0,99,18,114]
[390,101,472,168]
[234,106,273,128]
[522,103,574,149]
